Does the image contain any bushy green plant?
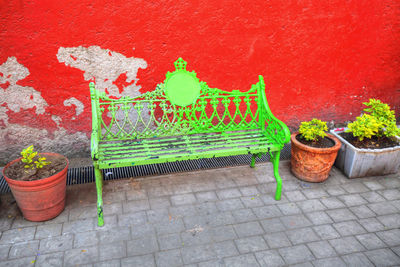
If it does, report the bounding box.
[299,119,328,141]
[347,99,400,141]
[21,145,51,170]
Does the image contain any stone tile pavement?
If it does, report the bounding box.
[0,160,399,266]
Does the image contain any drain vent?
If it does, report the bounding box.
[0,143,291,194]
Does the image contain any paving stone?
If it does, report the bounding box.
[0,256,36,267]
[297,199,326,213]
[62,218,95,234]
[64,246,99,266]
[158,233,182,250]
[284,190,306,202]
[195,191,218,203]
[122,199,150,213]
[170,193,197,206]
[118,211,147,227]
[169,205,197,219]
[35,251,64,267]
[241,196,265,208]
[125,188,148,201]
[121,254,155,267]
[39,233,73,253]
[210,225,237,242]
[280,214,312,229]
[74,231,98,248]
[264,232,291,249]
[172,183,193,195]
[98,227,131,243]
[312,257,346,267]
[181,244,216,264]
[260,218,286,233]
[276,202,301,215]
[320,197,345,209]
[325,185,346,196]
[10,218,43,229]
[239,186,259,196]
[349,205,376,219]
[223,253,260,267]
[393,246,400,257]
[181,228,213,247]
[69,204,97,220]
[131,223,155,240]
[154,218,185,235]
[360,191,386,203]
[338,194,367,207]
[233,221,264,238]
[363,180,385,191]
[233,175,259,187]
[290,262,313,267]
[379,188,400,201]
[286,228,319,245]
[376,229,400,246]
[155,249,183,267]
[35,223,62,239]
[252,205,282,219]
[0,226,36,244]
[365,248,400,266]
[195,202,219,215]
[198,259,225,267]
[307,240,336,259]
[359,217,386,232]
[214,177,236,189]
[302,188,329,199]
[380,177,400,188]
[0,244,10,261]
[279,244,315,265]
[147,185,174,198]
[313,225,340,240]
[305,211,333,225]
[191,181,217,192]
[235,236,268,253]
[326,208,357,222]
[328,236,365,255]
[149,197,171,209]
[368,202,398,215]
[232,209,257,223]
[343,182,370,193]
[216,198,244,212]
[255,249,285,267]
[332,220,366,236]
[95,215,118,232]
[356,233,386,250]
[216,188,242,199]
[390,199,400,210]
[377,213,400,229]
[127,236,158,256]
[341,252,374,267]
[99,241,126,261]
[8,240,39,259]
[212,240,239,258]
[94,259,121,267]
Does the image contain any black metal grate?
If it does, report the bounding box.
[0,143,291,194]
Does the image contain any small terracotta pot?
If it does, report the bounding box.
[291,132,341,182]
[3,153,69,221]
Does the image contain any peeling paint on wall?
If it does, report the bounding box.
[57,46,147,97]
[0,57,48,114]
[63,97,84,116]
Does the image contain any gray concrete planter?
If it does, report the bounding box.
[330,128,400,178]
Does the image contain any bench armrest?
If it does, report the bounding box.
[90,82,101,160]
[258,76,291,146]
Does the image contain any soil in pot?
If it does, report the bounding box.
[296,135,335,148]
[339,132,400,149]
[4,154,67,181]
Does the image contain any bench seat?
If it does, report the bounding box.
[97,129,281,168]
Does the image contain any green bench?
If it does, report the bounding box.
[89,58,290,226]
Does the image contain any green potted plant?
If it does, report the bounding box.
[331,99,400,178]
[291,119,341,182]
[2,145,69,221]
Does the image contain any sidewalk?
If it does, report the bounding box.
[0,160,399,266]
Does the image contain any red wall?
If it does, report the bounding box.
[1,0,399,160]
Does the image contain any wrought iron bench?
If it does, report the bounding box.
[89,58,290,226]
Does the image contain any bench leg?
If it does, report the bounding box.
[270,151,282,200]
[94,164,104,226]
[250,154,256,168]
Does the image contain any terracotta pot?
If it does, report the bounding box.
[2,153,69,221]
[291,132,341,182]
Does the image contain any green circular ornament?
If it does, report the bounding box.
[165,71,201,107]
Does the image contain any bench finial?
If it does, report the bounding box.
[174,57,187,71]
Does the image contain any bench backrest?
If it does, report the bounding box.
[90,58,268,141]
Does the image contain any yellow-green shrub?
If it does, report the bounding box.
[299,119,327,141]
